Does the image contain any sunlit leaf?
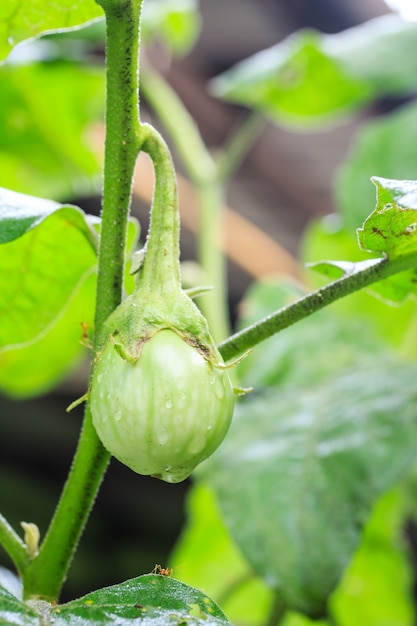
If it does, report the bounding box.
[0,1,103,63]
[0,188,98,351]
[211,15,417,128]
[0,61,104,199]
[0,189,139,397]
[170,483,274,626]
[330,489,414,626]
[0,273,95,398]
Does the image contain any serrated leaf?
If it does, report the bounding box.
[312,258,417,304]
[0,1,103,63]
[301,217,417,353]
[357,177,417,259]
[335,100,417,232]
[142,0,201,56]
[211,15,417,128]
[0,61,104,199]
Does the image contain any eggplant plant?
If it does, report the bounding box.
[1,1,417,624]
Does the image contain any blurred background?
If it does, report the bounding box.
[0,0,402,602]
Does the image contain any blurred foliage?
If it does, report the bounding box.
[211,15,417,128]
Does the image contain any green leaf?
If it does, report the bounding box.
[0,272,95,398]
[211,15,417,128]
[330,489,414,626]
[200,369,417,618]
[142,0,201,56]
[235,279,388,390]
[170,483,274,626]
[0,187,98,245]
[0,575,231,625]
[0,1,103,63]
[0,585,37,625]
[357,177,417,259]
[0,190,139,397]
[301,216,417,354]
[0,62,104,199]
[335,100,417,232]
[0,189,97,345]
[312,258,417,304]
[199,279,417,618]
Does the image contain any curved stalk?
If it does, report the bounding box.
[139,124,181,292]
[216,110,264,182]
[141,67,230,342]
[22,0,144,601]
[218,255,417,362]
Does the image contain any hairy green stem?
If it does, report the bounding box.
[94,0,143,348]
[141,66,230,342]
[0,514,29,576]
[22,0,144,601]
[139,124,181,292]
[218,255,417,362]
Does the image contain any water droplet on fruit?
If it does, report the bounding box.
[215,385,224,400]
[158,431,169,445]
[165,399,173,409]
[188,434,206,454]
[115,411,122,421]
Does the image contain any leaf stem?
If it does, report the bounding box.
[216,109,264,182]
[21,0,144,601]
[218,255,417,362]
[0,514,29,576]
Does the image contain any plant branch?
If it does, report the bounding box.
[21,0,144,601]
[218,254,417,362]
[0,514,29,576]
